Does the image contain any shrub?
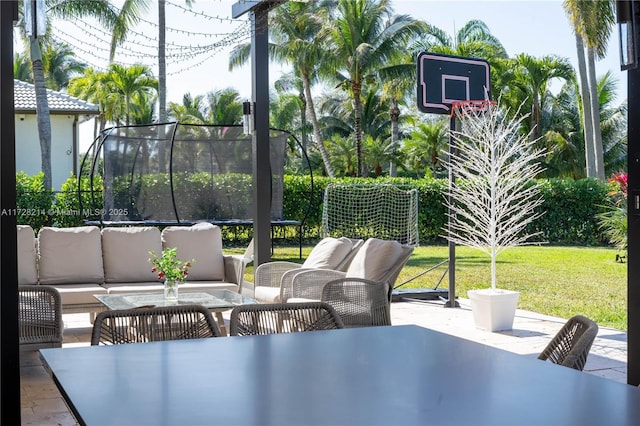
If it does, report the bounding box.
[15,173,614,247]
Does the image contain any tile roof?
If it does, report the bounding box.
[13,79,99,114]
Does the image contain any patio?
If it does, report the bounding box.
[20,298,628,425]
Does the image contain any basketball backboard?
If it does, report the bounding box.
[416,52,491,115]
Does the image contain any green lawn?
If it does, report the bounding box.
[228,244,627,331]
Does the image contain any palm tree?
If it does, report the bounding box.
[401,119,449,178]
[40,42,87,90]
[169,93,207,123]
[326,0,424,176]
[326,134,356,176]
[229,0,337,177]
[541,81,585,178]
[129,91,157,125]
[107,0,187,124]
[508,54,575,142]
[412,19,508,93]
[18,0,121,189]
[204,88,243,125]
[378,46,421,177]
[534,70,624,179]
[596,72,627,175]
[168,88,243,125]
[563,0,615,180]
[68,67,112,134]
[272,73,310,153]
[14,51,32,82]
[320,86,393,176]
[102,63,158,125]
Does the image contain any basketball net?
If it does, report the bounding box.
[449,99,497,118]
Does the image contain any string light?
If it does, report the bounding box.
[166,0,246,23]
[40,1,262,93]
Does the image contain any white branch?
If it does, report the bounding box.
[443,101,546,289]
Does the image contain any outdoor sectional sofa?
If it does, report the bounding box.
[17,222,246,317]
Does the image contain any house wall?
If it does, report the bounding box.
[15,114,76,190]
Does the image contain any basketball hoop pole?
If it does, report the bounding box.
[444,113,460,308]
[416,52,491,307]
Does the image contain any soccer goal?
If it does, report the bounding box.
[321,183,451,301]
[321,183,419,246]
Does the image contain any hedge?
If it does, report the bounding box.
[16,173,612,246]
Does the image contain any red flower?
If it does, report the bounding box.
[609,172,628,197]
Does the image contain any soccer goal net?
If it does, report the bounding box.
[321,184,419,246]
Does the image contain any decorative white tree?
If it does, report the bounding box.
[444,101,546,290]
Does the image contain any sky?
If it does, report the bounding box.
[41,0,627,145]
[45,0,628,103]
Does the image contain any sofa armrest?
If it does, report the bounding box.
[223,255,246,292]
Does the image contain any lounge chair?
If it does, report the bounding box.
[253,237,363,303]
[288,238,414,304]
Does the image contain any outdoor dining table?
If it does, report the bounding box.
[40,324,640,426]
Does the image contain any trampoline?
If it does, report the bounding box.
[79,122,313,254]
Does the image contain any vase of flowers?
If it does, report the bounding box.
[149,247,194,302]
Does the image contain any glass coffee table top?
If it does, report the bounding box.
[95,289,257,311]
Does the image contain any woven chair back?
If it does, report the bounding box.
[537,315,599,371]
[91,304,221,345]
[230,302,344,336]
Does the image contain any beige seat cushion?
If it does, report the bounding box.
[161,223,225,281]
[17,225,38,285]
[301,237,353,269]
[254,286,281,303]
[102,227,162,283]
[51,284,108,306]
[345,238,404,282]
[38,226,104,285]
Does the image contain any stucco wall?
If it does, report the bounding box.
[15,114,76,190]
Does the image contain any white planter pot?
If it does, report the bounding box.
[468,288,520,332]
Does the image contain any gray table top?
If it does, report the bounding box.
[40,324,640,426]
[94,289,257,311]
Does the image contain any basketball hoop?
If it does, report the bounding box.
[449,100,497,117]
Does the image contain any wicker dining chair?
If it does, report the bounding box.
[229,302,344,336]
[320,278,392,328]
[18,285,63,351]
[537,315,599,371]
[91,304,222,345]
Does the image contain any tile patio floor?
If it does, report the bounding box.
[20,297,629,425]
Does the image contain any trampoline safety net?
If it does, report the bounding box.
[81,123,289,223]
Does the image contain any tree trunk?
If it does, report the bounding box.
[157,0,167,173]
[575,33,596,178]
[587,47,605,180]
[158,0,167,123]
[389,98,400,177]
[531,88,543,143]
[302,73,335,177]
[298,91,308,155]
[30,38,52,190]
[352,82,364,177]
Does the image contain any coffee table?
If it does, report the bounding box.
[94,289,258,335]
